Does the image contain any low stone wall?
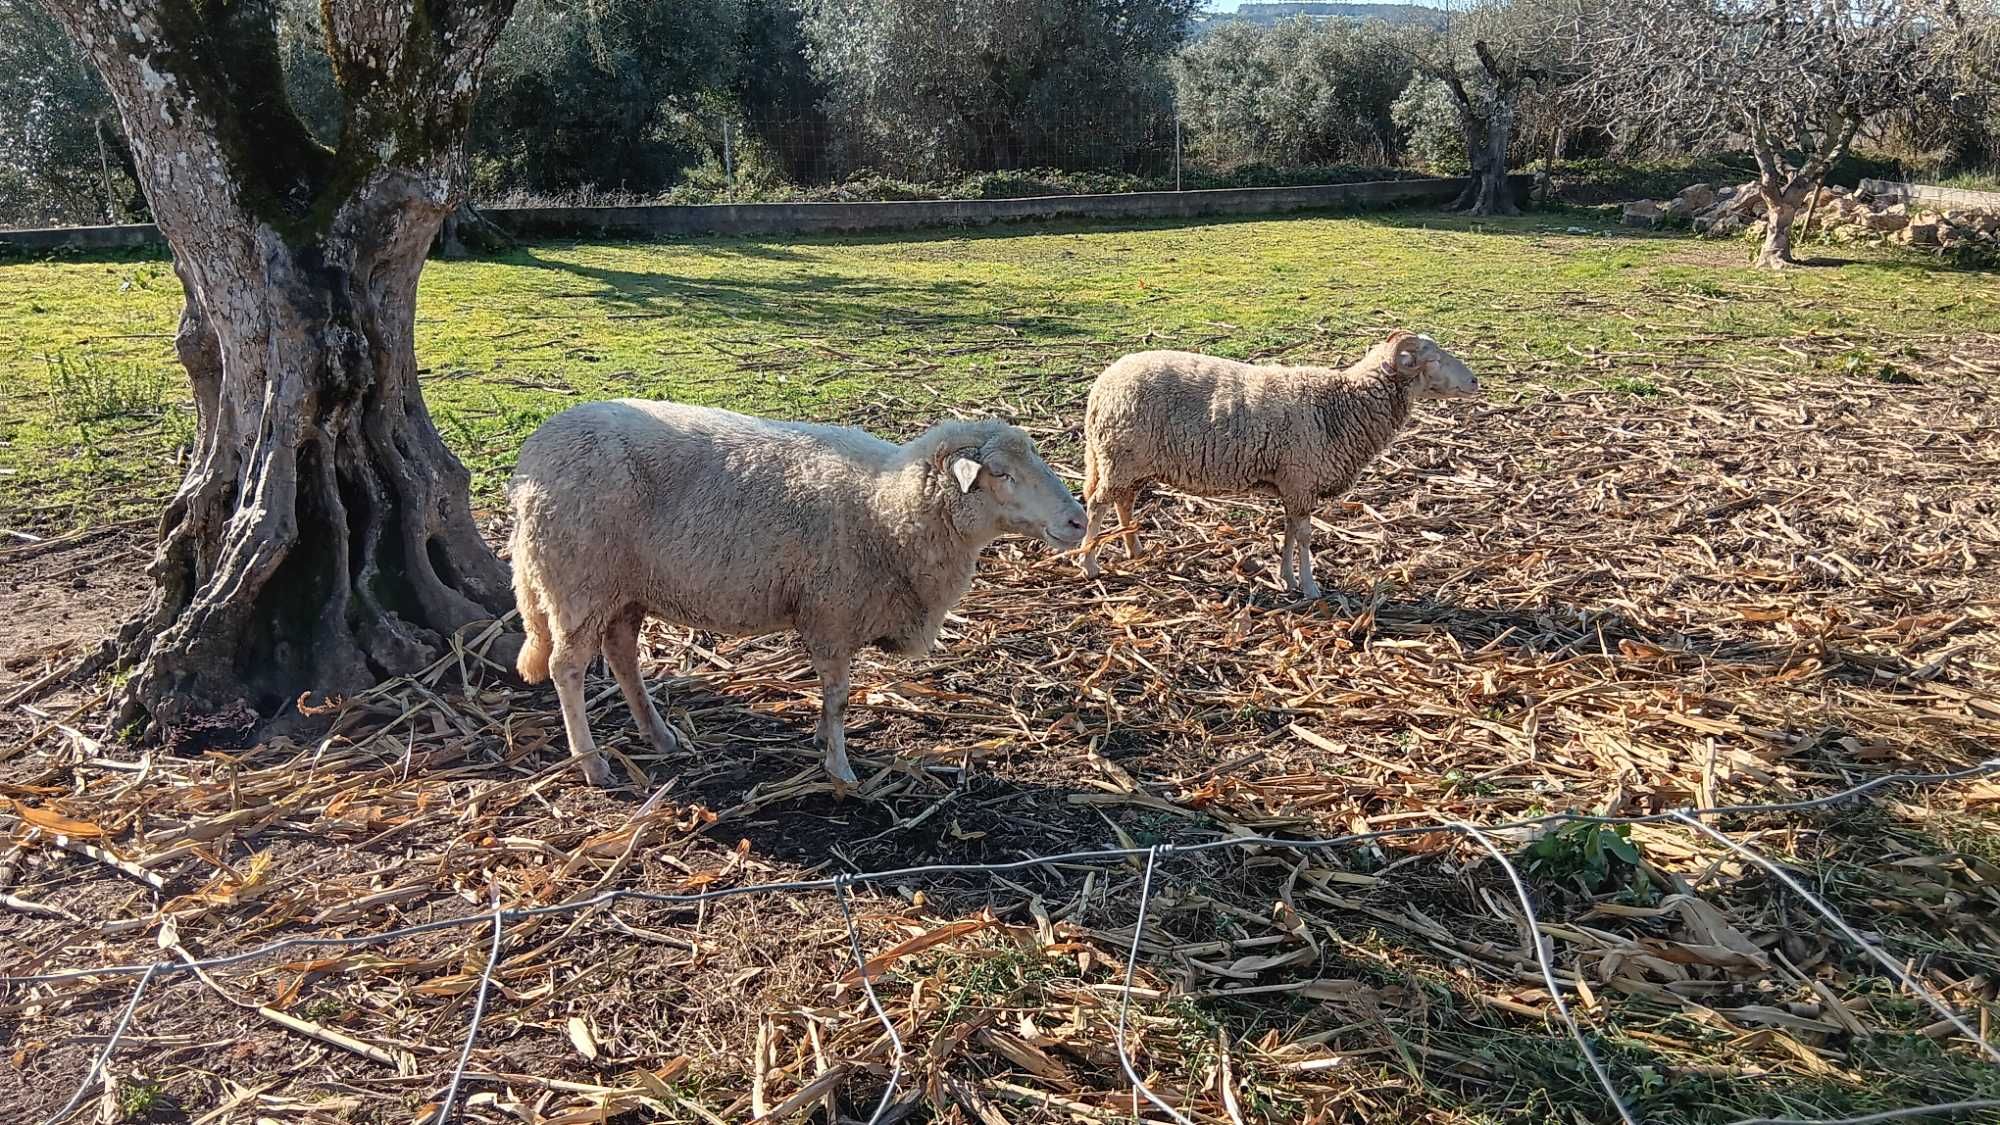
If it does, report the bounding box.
[484,176,1510,238]
[0,222,163,252]
[1,175,1529,252]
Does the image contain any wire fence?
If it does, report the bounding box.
[13,759,2000,1125]
[471,102,1427,211]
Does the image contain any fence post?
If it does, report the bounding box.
[723,119,735,183]
[94,117,122,223]
[1174,108,1183,193]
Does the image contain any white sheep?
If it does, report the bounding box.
[509,401,1087,787]
[1079,331,1481,598]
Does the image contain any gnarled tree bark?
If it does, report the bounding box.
[45,0,517,740]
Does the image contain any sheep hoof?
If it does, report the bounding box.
[577,753,615,787]
[651,724,687,756]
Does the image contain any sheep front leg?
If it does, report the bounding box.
[1080,499,1110,578]
[811,652,858,786]
[1286,511,1320,600]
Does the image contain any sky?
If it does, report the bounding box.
[1203,0,1452,10]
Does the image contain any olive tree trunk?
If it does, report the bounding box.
[1450,102,1520,217]
[1433,40,1533,219]
[47,0,516,738]
[1755,190,1805,269]
[1742,112,1861,271]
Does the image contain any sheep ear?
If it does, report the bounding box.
[950,457,983,493]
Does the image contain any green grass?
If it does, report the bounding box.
[1933,168,2000,194]
[2,209,1995,531]
[116,1078,169,1118]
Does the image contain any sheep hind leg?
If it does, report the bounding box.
[1115,495,1140,560]
[810,651,858,787]
[548,633,615,787]
[603,608,680,758]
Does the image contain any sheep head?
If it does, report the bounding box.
[931,422,1087,549]
[1382,331,1482,399]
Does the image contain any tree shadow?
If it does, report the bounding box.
[497,244,1097,340]
[1087,561,1886,683]
[1788,251,1995,277]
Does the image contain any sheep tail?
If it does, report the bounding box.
[511,529,553,684]
[1082,439,1100,502]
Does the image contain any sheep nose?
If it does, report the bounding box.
[1065,513,1087,534]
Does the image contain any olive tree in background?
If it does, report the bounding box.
[1174,16,1415,167]
[797,0,1199,177]
[1571,0,1994,269]
[472,0,742,197]
[36,0,521,739]
[1400,0,1567,216]
[0,0,140,225]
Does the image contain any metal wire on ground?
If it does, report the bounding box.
[1114,844,1196,1125]
[18,760,1996,989]
[1456,820,1640,1125]
[429,891,509,1125]
[835,873,907,1125]
[1671,810,2000,1066]
[39,960,161,1125]
[16,760,2000,1125]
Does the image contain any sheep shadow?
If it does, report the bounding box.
[1088,560,1887,682]
[539,669,1210,908]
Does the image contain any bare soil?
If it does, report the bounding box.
[0,524,149,751]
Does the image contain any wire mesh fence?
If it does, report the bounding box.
[14,761,2000,1125]
[474,100,1424,209]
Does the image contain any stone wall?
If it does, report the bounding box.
[1,176,1529,253]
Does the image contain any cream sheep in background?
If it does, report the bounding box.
[1079,331,1482,598]
[510,401,1087,787]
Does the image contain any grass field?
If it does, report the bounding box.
[3,210,1995,532]
[3,212,1999,1124]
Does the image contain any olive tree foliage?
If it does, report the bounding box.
[1390,75,1466,171]
[471,0,743,197]
[38,0,522,739]
[0,0,140,225]
[797,0,1200,177]
[1570,0,1997,268]
[1865,3,2000,173]
[1174,17,1415,167]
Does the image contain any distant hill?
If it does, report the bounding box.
[1194,2,1446,31]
